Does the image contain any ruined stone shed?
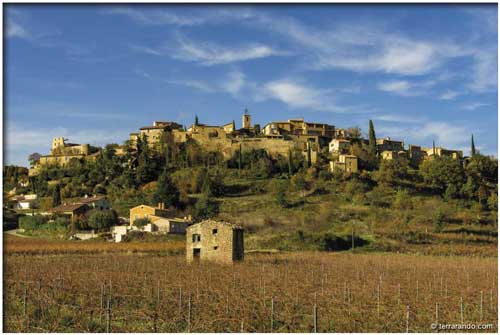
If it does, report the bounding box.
[186,220,244,263]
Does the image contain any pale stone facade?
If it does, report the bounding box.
[330,154,358,173]
[376,137,404,153]
[186,220,244,263]
[329,138,351,153]
[129,203,170,225]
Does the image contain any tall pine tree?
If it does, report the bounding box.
[368,120,377,155]
[195,115,199,126]
[52,183,61,207]
[471,134,476,156]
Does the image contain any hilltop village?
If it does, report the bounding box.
[5,110,497,259]
[28,111,463,177]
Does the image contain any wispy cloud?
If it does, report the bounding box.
[461,102,490,111]
[260,79,368,114]
[469,51,497,92]
[377,121,472,152]
[132,35,289,66]
[376,79,436,97]
[102,7,207,26]
[6,20,29,39]
[439,90,461,100]
[372,114,425,124]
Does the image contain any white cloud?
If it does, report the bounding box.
[469,51,497,92]
[261,79,362,113]
[376,79,436,97]
[439,90,461,100]
[133,36,289,66]
[102,7,206,26]
[461,102,490,111]
[165,79,216,93]
[6,20,29,39]
[372,114,425,124]
[221,70,245,95]
[378,121,472,152]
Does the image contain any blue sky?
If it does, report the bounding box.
[4,4,498,167]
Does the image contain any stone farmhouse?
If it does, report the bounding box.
[129,203,170,225]
[186,220,244,263]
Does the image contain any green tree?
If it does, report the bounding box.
[87,209,118,230]
[368,120,377,155]
[471,134,476,156]
[375,158,409,186]
[420,156,465,194]
[193,191,218,220]
[152,169,180,208]
[195,115,199,126]
[52,183,62,207]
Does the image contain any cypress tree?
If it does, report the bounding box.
[288,149,293,176]
[368,120,377,155]
[52,183,61,207]
[232,120,236,131]
[195,115,199,126]
[307,143,312,167]
[238,143,242,177]
[432,140,436,156]
[471,134,476,156]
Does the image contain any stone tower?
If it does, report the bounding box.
[242,109,251,129]
[51,137,66,154]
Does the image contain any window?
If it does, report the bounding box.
[192,234,201,242]
[212,229,218,235]
[213,246,218,250]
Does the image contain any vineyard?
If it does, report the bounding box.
[3,252,497,332]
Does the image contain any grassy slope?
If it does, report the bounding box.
[213,175,498,257]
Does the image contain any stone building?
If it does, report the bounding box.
[329,138,351,153]
[149,216,192,234]
[330,154,358,173]
[262,118,336,138]
[186,220,244,263]
[129,203,170,226]
[376,137,404,153]
[422,146,463,160]
[29,137,100,176]
[381,150,408,161]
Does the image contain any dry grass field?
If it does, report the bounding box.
[3,249,497,332]
[3,234,184,255]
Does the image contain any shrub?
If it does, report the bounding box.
[19,215,48,231]
[133,217,150,228]
[87,209,118,231]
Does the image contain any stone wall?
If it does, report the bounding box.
[186,220,243,263]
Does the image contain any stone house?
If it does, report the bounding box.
[77,195,110,210]
[328,138,351,153]
[129,203,170,225]
[381,150,408,161]
[153,217,192,234]
[50,203,90,221]
[186,220,244,263]
[376,137,404,153]
[14,194,37,210]
[330,154,358,173]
